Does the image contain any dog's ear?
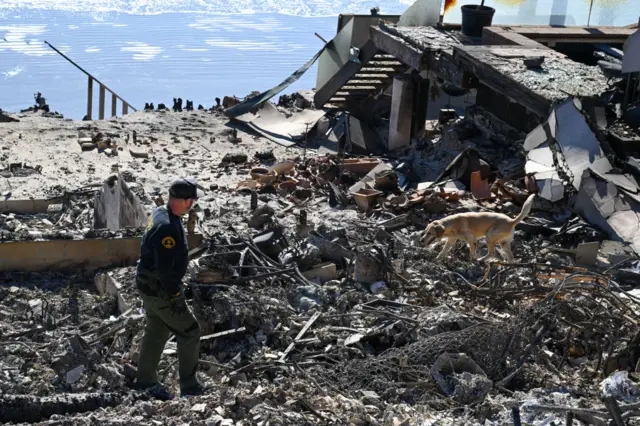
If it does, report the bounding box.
[433,222,445,237]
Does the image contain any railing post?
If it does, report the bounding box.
[99,85,105,120]
[111,93,117,118]
[87,76,93,120]
[45,41,137,120]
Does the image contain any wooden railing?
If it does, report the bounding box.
[44,41,137,120]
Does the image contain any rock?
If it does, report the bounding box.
[129,149,149,159]
[523,56,545,69]
[359,391,380,405]
[354,246,387,285]
[248,204,275,229]
[191,403,208,413]
[0,111,19,122]
[140,401,156,417]
[81,142,96,151]
[65,365,84,384]
[230,373,248,385]
[122,363,137,381]
[239,395,261,409]
[254,150,275,161]
[364,405,380,415]
[47,204,64,213]
[204,414,225,426]
[296,90,314,108]
[423,192,447,213]
[222,96,240,109]
[221,153,247,164]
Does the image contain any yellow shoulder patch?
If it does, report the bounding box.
[161,236,176,249]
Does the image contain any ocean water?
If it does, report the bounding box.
[0,12,344,119]
[0,0,637,119]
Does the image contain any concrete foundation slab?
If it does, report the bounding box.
[0,198,63,214]
[0,234,203,273]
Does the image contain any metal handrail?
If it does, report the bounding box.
[44,41,137,119]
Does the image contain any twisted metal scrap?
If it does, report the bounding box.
[314,273,640,403]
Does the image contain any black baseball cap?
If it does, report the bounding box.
[169,177,205,199]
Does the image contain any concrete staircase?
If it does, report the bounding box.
[328,54,408,108]
[313,40,409,110]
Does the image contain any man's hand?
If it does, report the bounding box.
[169,293,187,315]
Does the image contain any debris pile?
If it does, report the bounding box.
[3,101,640,423]
[1,17,640,426]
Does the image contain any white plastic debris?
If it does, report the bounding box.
[601,370,639,400]
[369,281,388,294]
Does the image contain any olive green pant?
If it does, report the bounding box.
[136,291,201,391]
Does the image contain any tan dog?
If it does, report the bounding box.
[421,194,536,263]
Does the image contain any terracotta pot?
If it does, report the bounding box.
[342,158,382,176]
[251,167,277,184]
[270,160,296,176]
[250,167,269,180]
[352,188,382,213]
[408,193,425,205]
[276,180,298,195]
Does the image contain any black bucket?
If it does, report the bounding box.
[460,5,496,38]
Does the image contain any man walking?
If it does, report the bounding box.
[135,177,204,397]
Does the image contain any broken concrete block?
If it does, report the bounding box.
[248,204,275,229]
[423,192,447,213]
[354,246,386,284]
[129,148,149,159]
[600,240,637,265]
[47,204,64,213]
[191,403,207,413]
[93,174,147,231]
[80,142,96,151]
[302,262,337,283]
[295,90,314,108]
[221,152,248,164]
[523,56,545,68]
[78,130,92,145]
[94,273,129,314]
[575,241,600,266]
[65,365,85,384]
[0,111,19,122]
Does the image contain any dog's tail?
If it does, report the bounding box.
[511,194,536,225]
